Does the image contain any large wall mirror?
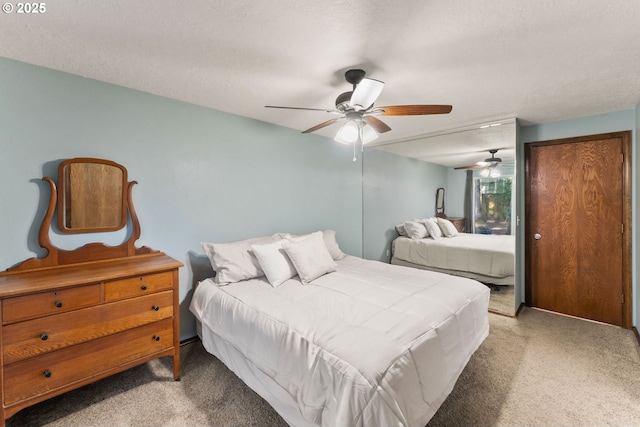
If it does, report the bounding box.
[363,118,517,316]
[58,158,128,233]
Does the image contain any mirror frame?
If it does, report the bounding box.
[6,157,154,272]
[57,158,128,233]
[435,187,445,217]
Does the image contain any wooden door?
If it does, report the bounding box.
[525,132,632,327]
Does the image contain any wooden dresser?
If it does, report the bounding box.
[447,217,466,233]
[0,158,183,426]
[0,253,182,425]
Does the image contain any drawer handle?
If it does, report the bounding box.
[153,335,160,342]
[55,301,63,308]
[141,285,148,290]
[43,370,52,378]
[152,305,159,311]
[41,333,49,341]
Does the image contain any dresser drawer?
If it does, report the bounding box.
[3,290,173,364]
[3,318,173,406]
[104,271,173,301]
[2,284,101,324]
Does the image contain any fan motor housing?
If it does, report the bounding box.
[344,69,366,85]
[335,91,353,111]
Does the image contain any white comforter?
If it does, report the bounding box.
[393,234,515,278]
[190,256,489,427]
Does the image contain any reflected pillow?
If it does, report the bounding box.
[403,220,429,240]
[437,217,459,237]
[282,232,337,283]
[395,223,408,237]
[422,218,443,239]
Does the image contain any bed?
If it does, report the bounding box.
[190,231,489,427]
[391,232,515,286]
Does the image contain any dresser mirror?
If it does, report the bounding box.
[58,158,127,233]
[5,157,153,271]
[435,187,445,216]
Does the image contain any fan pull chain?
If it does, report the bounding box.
[353,142,357,162]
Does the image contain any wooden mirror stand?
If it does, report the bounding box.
[7,158,155,272]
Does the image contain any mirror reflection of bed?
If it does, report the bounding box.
[366,119,517,316]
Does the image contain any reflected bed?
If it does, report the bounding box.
[391,233,515,286]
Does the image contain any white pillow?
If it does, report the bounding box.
[282,232,337,283]
[422,218,443,239]
[322,230,346,260]
[201,235,279,284]
[251,240,297,287]
[275,230,345,260]
[403,220,428,240]
[395,223,408,237]
[437,217,459,237]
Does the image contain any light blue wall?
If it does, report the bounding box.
[362,149,447,262]
[0,58,363,339]
[519,109,638,327]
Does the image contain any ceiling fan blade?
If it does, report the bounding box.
[365,116,392,133]
[377,105,453,116]
[350,78,385,111]
[265,105,338,113]
[454,164,485,170]
[302,118,341,134]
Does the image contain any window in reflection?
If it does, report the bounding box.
[473,177,513,235]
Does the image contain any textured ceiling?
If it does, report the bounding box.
[1,0,639,166]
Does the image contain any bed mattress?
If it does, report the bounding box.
[190,255,489,427]
[392,234,515,280]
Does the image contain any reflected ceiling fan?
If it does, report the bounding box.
[265,69,452,146]
[455,149,503,177]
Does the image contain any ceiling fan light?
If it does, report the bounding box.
[360,124,378,145]
[350,78,384,111]
[490,167,501,178]
[335,120,359,144]
[480,168,490,177]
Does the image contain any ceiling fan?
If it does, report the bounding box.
[455,149,503,177]
[265,69,452,145]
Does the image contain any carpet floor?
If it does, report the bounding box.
[7,307,640,427]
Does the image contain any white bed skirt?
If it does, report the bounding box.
[390,257,515,286]
[196,321,317,427]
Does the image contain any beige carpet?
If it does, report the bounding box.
[428,308,640,427]
[7,307,640,427]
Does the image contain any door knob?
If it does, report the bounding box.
[534,233,542,240]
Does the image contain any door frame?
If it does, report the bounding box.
[524,131,632,328]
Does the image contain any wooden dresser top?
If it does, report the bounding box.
[0,253,183,298]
